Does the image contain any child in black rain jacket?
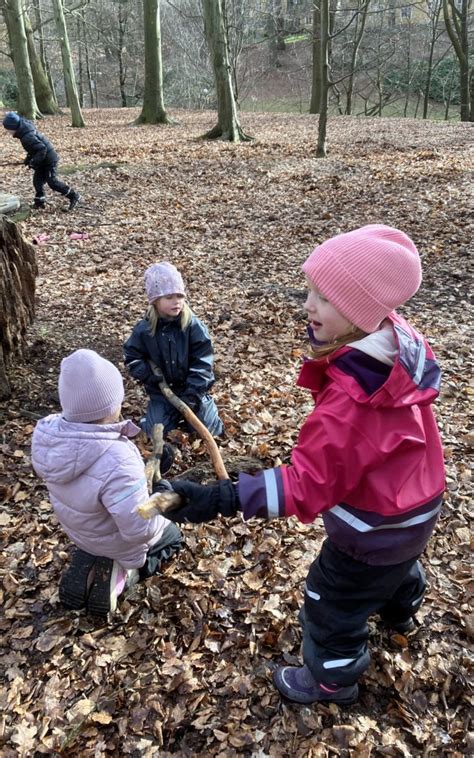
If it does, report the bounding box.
[3,111,80,211]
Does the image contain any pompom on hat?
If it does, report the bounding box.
[144,262,185,304]
[3,111,21,130]
[58,349,125,423]
[302,224,422,333]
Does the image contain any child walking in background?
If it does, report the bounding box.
[2,111,80,211]
[159,225,445,705]
[31,349,182,615]
[124,262,224,441]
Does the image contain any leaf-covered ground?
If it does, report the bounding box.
[0,109,473,757]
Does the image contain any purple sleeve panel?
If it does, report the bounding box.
[238,467,287,521]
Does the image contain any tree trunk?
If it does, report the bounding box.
[51,0,85,127]
[443,0,471,121]
[24,9,59,114]
[310,3,322,113]
[201,0,250,141]
[3,0,41,119]
[266,0,285,67]
[77,14,84,107]
[33,0,58,106]
[118,0,128,107]
[345,0,370,115]
[316,0,330,157]
[0,218,38,400]
[79,10,94,107]
[135,0,170,124]
[422,2,442,119]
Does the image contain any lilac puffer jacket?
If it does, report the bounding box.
[31,415,169,568]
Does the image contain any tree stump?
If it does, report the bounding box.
[0,218,38,399]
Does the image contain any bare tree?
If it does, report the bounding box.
[310,1,322,113]
[201,0,250,140]
[51,0,85,126]
[443,0,472,121]
[135,0,170,123]
[344,0,371,114]
[316,0,330,156]
[422,0,444,119]
[32,0,59,107]
[24,8,59,114]
[2,0,41,118]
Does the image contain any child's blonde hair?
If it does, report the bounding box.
[147,301,192,336]
[310,325,367,360]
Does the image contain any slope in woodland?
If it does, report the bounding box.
[0,109,472,757]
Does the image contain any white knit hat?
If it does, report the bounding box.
[58,349,124,423]
[144,262,185,304]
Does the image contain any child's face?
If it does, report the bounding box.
[304,282,353,343]
[154,293,185,319]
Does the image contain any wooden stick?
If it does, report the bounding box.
[149,360,228,480]
[136,363,229,519]
[145,422,164,492]
[137,490,182,519]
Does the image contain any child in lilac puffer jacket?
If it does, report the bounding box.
[31,349,182,615]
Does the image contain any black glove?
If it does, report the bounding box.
[160,478,240,523]
[152,479,174,495]
[181,394,200,412]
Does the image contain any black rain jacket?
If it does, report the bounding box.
[13,118,59,168]
[124,313,216,404]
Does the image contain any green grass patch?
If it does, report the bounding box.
[241,93,458,120]
[10,209,30,223]
[284,33,310,44]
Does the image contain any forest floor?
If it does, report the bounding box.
[0,109,473,757]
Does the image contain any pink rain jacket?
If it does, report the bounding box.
[31,416,168,568]
[239,313,445,565]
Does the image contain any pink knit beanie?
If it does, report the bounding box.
[144,262,185,304]
[302,224,422,333]
[58,349,125,423]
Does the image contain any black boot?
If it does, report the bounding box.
[66,190,81,212]
[59,549,97,610]
[33,197,46,209]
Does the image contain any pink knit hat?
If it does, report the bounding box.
[58,349,124,423]
[144,262,185,304]
[302,224,422,333]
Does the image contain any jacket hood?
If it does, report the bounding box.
[298,313,441,410]
[13,118,34,138]
[31,414,141,484]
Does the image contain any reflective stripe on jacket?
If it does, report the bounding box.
[238,313,445,565]
[31,416,168,568]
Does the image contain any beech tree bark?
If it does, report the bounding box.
[201,0,250,141]
[135,0,170,124]
[3,0,41,119]
[24,8,59,115]
[51,0,85,126]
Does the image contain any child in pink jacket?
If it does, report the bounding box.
[158,224,445,705]
[31,349,182,615]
